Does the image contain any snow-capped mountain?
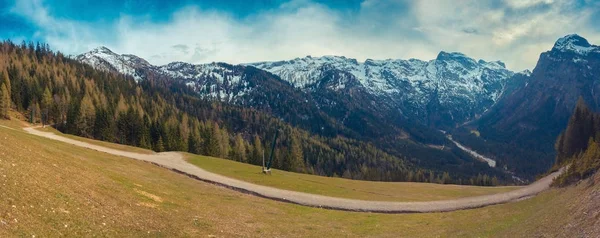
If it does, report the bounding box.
[158,61,254,103]
[249,52,514,127]
[248,53,509,96]
[75,46,151,82]
[469,34,600,176]
[75,46,514,128]
[552,34,599,56]
[77,48,256,103]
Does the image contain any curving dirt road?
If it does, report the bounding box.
[23,127,563,213]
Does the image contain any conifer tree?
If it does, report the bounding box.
[204,122,222,157]
[65,99,80,134]
[93,107,113,141]
[34,102,41,123]
[155,136,165,152]
[220,128,230,159]
[250,135,264,165]
[441,172,451,184]
[232,134,247,162]
[342,169,352,179]
[139,116,152,149]
[1,71,10,102]
[0,83,9,119]
[41,87,53,124]
[188,130,202,154]
[284,131,305,173]
[77,95,95,137]
[561,98,593,159]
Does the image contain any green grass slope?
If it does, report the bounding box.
[185,154,518,202]
[0,120,598,237]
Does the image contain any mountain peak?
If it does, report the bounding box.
[518,69,532,76]
[552,34,597,55]
[436,51,468,60]
[77,46,148,82]
[90,46,115,55]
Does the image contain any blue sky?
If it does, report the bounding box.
[1,0,599,70]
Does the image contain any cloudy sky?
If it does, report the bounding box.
[1,0,599,71]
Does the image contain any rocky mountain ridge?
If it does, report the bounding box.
[77,46,515,128]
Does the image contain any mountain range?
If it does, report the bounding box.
[75,34,600,180]
[77,45,516,129]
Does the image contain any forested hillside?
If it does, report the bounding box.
[553,98,600,185]
[0,41,503,185]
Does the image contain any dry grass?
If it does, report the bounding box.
[26,119,520,202]
[0,118,597,237]
[37,126,155,155]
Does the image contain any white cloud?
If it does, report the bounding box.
[504,0,554,9]
[9,0,600,71]
[11,0,104,54]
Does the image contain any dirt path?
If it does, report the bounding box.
[23,127,563,213]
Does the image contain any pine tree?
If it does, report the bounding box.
[491,176,499,186]
[41,87,53,124]
[250,135,264,165]
[188,130,202,154]
[93,107,113,141]
[0,83,9,119]
[428,171,435,183]
[1,71,10,101]
[342,169,352,179]
[232,134,247,162]
[77,95,95,137]
[65,99,80,134]
[284,132,305,173]
[155,136,165,152]
[204,122,222,157]
[139,116,152,149]
[561,98,593,158]
[220,128,230,159]
[441,172,451,184]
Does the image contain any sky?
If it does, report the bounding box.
[1,0,599,71]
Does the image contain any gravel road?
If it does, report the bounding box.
[23,127,563,213]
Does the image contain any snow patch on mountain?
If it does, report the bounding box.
[248,52,514,116]
[553,34,599,55]
[76,46,516,126]
[158,62,251,102]
[75,46,148,82]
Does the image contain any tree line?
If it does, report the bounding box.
[553,98,600,186]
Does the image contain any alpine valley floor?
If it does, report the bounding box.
[22,124,559,213]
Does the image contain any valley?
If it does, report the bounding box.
[446,134,496,168]
[74,43,517,184]
[2,0,600,236]
[72,34,600,183]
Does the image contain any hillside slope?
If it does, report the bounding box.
[21,124,556,213]
[0,120,598,237]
